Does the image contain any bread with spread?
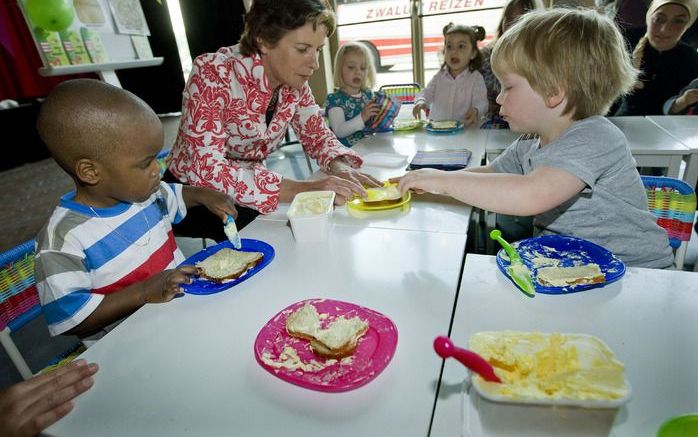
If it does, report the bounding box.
[286,303,368,359]
[536,264,605,286]
[196,248,263,282]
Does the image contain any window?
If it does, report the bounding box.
[335,0,505,87]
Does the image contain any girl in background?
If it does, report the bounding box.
[413,24,488,125]
[325,42,379,147]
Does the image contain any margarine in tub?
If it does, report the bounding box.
[287,191,335,242]
[468,331,630,407]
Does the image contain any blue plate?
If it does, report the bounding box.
[179,239,275,295]
[426,121,464,135]
[495,235,625,295]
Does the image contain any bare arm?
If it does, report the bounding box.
[277,158,380,206]
[396,166,585,216]
[182,186,237,222]
[65,266,198,338]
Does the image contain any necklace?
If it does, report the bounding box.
[89,205,152,247]
[268,86,280,110]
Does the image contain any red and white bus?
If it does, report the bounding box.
[336,0,505,71]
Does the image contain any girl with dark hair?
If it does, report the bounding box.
[413,23,488,125]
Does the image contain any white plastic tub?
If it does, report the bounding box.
[287,191,335,242]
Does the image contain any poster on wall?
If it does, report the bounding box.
[107,0,150,35]
[73,0,113,32]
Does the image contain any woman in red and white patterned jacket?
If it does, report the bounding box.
[166,0,380,239]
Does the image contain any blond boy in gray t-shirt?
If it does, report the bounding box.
[395,8,673,268]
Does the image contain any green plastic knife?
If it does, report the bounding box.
[489,229,536,297]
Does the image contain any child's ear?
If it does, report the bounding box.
[75,158,100,185]
[546,89,566,109]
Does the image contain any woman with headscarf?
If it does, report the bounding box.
[615,0,698,115]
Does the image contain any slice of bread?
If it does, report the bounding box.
[196,248,263,282]
[364,184,402,203]
[286,303,369,359]
[536,264,605,287]
[285,303,322,342]
[429,120,458,130]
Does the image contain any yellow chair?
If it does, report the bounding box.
[641,176,697,270]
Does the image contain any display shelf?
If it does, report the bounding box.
[38,58,163,77]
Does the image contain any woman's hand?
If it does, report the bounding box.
[183,186,237,222]
[361,101,379,122]
[144,265,200,303]
[0,359,98,437]
[463,107,479,126]
[412,102,427,119]
[329,158,381,190]
[308,175,366,205]
[671,88,698,114]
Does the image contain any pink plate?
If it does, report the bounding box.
[254,298,398,393]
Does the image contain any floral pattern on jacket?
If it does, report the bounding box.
[169,45,362,213]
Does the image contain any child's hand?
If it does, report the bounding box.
[361,101,379,122]
[391,169,446,196]
[183,186,237,223]
[463,107,479,126]
[144,265,200,303]
[412,102,427,120]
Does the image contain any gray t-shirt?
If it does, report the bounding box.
[491,116,673,268]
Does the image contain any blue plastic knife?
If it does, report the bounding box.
[224,214,242,249]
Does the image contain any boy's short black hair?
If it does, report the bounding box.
[37,79,159,175]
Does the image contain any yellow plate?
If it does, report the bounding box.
[347,191,411,211]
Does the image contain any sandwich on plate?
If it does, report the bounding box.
[286,303,368,359]
[196,248,264,282]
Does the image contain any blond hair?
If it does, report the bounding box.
[332,41,376,90]
[491,8,638,120]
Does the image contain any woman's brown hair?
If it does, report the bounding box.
[239,0,336,56]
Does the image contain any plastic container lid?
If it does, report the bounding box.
[657,414,698,437]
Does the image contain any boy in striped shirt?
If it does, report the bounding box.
[34,79,238,346]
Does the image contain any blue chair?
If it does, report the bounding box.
[0,239,83,379]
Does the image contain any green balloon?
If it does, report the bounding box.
[26,0,74,32]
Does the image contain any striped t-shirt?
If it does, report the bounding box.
[35,182,187,338]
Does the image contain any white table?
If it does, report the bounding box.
[258,127,486,235]
[431,254,698,436]
[48,221,467,437]
[609,116,690,178]
[482,118,691,178]
[484,129,519,163]
[647,115,698,187]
